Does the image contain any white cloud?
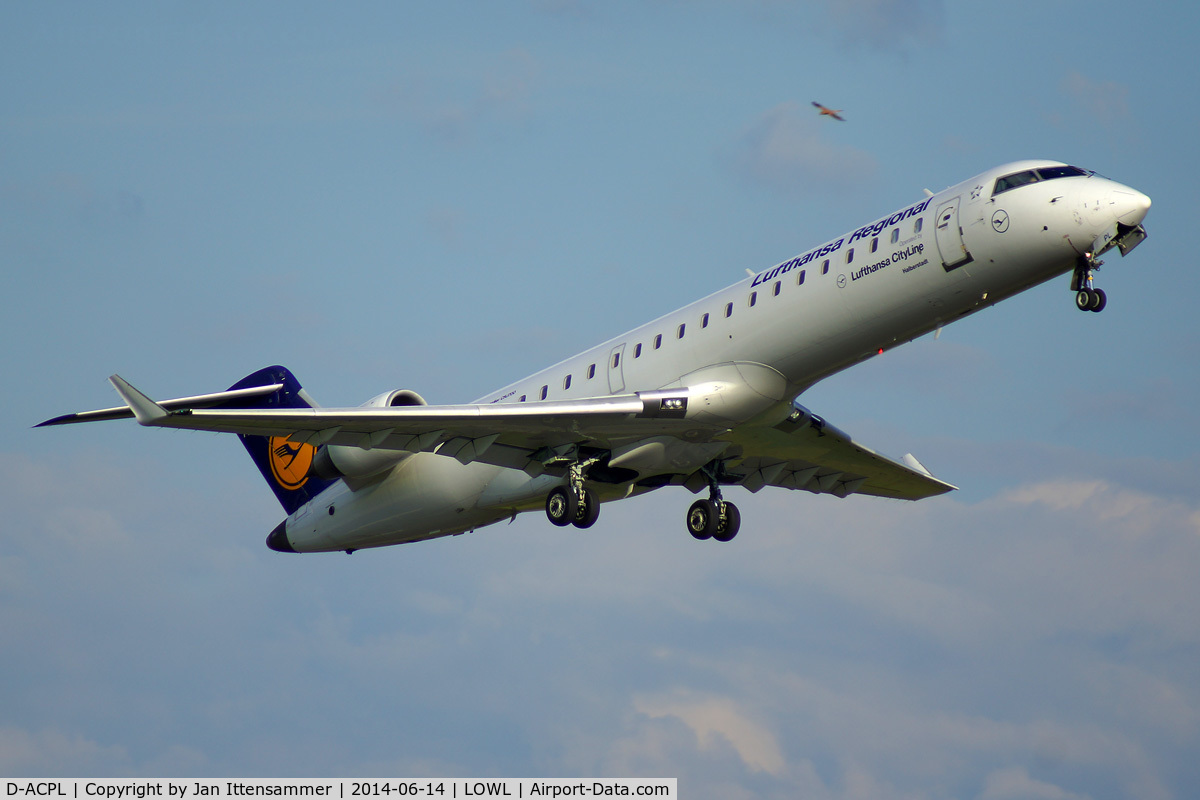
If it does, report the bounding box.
[978,766,1090,800]
[1000,478,1198,536]
[2,446,1198,795]
[635,689,786,776]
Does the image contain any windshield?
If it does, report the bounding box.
[992,165,1091,196]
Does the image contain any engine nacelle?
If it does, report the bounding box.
[310,388,428,480]
[361,388,428,408]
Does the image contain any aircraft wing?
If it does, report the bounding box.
[40,374,707,476]
[41,375,954,498]
[717,402,955,500]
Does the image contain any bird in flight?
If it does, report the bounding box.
[812,101,845,121]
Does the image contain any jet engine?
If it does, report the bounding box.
[310,389,428,481]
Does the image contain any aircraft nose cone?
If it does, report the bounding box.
[266,520,297,553]
[1112,187,1151,226]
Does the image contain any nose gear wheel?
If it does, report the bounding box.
[1075,288,1107,312]
[1072,255,1107,313]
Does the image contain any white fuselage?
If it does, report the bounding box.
[283,161,1150,552]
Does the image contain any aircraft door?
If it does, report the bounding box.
[934,196,973,270]
[607,343,626,394]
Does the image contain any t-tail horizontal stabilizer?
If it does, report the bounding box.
[36,380,285,427]
[38,366,337,517]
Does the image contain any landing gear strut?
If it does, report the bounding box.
[686,471,740,542]
[545,460,600,529]
[1072,254,1107,313]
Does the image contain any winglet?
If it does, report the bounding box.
[903,452,958,492]
[108,375,169,426]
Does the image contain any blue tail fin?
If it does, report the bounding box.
[225,366,337,515]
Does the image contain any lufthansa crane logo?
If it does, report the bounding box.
[268,436,315,490]
[991,209,1010,233]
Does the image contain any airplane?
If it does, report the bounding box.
[812,101,845,121]
[39,160,1151,555]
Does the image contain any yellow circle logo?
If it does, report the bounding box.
[268,437,315,490]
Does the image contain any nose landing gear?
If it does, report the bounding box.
[1072,254,1107,313]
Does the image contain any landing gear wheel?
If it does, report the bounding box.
[546,486,578,527]
[687,499,718,540]
[1077,288,1108,312]
[573,488,600,529]
[1072,254,1107,313]
[713,501,741,542]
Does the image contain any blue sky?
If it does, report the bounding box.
[3,2,1198,797]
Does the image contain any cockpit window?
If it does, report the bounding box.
[992,170,1038,195]
[992,165,1091,196]
[1037,165,1088,181]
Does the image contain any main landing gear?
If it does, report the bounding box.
[686,473,740,543]
[545,461,600,529]
[1072,254,1107,313]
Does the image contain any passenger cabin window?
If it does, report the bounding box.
[870,238,879,253]
[634,343,643,358]
[654,334,662,349]
[846,248,855,264]
[701,312,710,328]
[773,280,781,296]
[749,291,757,307]
[992,165,1089,196]
[677,323,685,339]
[822,259,830,275]
[797,269,806,285]
[914,218,923,233]
[587,363,596,379]
[890,229,900,244]
[540,385,548,400]
[725,302,734,318]
[612,352,620,368]
[563,375,572,390]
